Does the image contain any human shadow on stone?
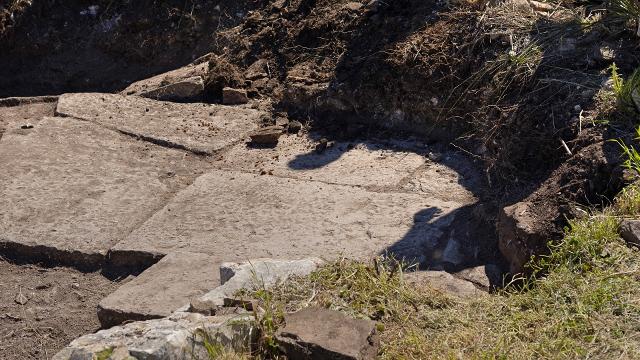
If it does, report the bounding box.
[382,204,504,275]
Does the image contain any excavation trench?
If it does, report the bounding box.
[1,0,633,357]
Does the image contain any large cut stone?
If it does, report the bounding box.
[111,169,463,265]
[190,258,323,310]
[98,251,218,328]
[0,116,206,269]
[276,307,378,360]
[56,93,261,155]
[52,312,256,360]
[121,61,209,102]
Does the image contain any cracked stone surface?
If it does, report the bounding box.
[0,91,487,332]
[111,169,467,264]
[56,93,262,155]
[0,116,208,268]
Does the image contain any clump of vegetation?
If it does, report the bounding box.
[610,63,640,114]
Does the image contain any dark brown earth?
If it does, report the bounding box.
[0,260,118,359]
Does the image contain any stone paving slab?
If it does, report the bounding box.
[112,169,468,264]
[0,116,207,269]
[217,135,430,189]
[98,251,219,328]
[56,93,262,155]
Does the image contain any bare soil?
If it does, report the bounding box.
[0,260,118,359]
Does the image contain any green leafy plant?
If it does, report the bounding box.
[608,63,640,114]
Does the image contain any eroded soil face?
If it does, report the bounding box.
[0,260,118,359]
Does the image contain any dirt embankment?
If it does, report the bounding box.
[2,0,639,273]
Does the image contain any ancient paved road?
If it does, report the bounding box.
[0,93,481,325]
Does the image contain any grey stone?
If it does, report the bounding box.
[0,116,208,269]
[121,62,209,101]
[194,258,323,308]
[110,169,463,268]
[455,264,503,289]
[620,219,640,247]
[245,59,268,81]
[98,251,218,328]
[276,307,378,360]
[56,93,261,155]
[249,126,284,145]
[288,120,303,134]
[223,87,249,105]
[139,76,205,102]
[53,312,257,360]
[403,271,484,298]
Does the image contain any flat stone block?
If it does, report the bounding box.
[112,169,464,265]
[56,93,261,155]
[98,251,218,328]
[0,116,206,269]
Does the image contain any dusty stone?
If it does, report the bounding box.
[403,271,484,298]
[111,169,464,267]
[223,87,249,105]
[98,251,218,328]
[620,219,640,247]
[121,61,209,101]
[56,93,261,155]
[275,117,289,127]
[217,136,472,197]
[249,126,284,145]
[288,120,303,133]
[497,202,546,275]
[52,312,256,360]
[245,59,268,80]
[192,258,323,308]
[0,116,207,269]
[138,76,205,102]
[455,264,503,290]
[344,2,363,11]
[276,307,378,360]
